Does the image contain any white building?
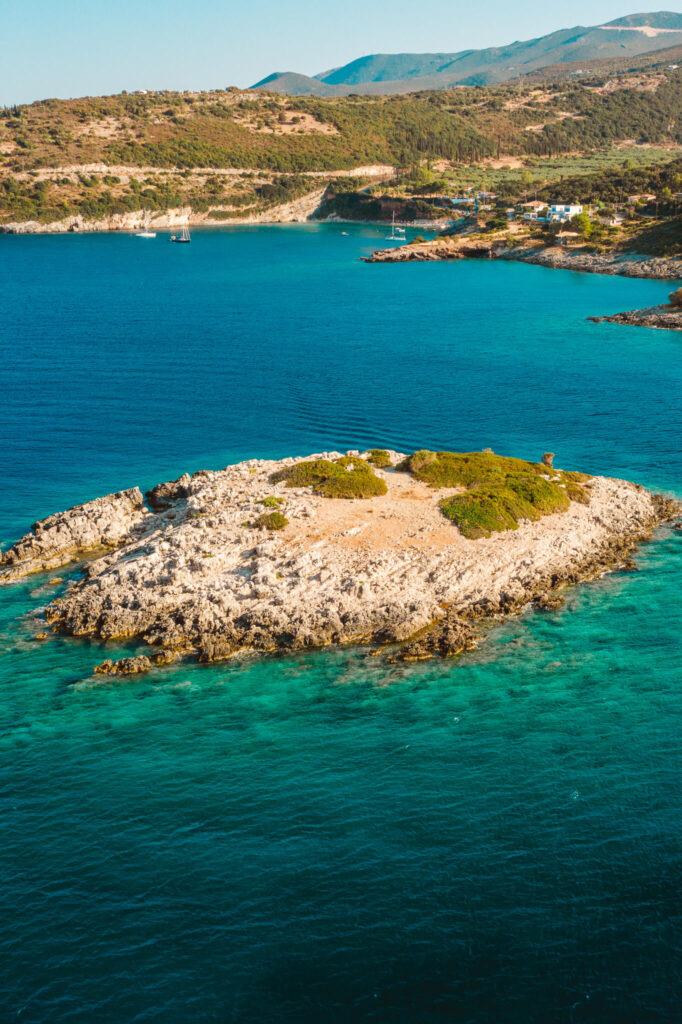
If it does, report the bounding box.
[548,204,583,223]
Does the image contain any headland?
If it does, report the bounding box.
[364,235,682,281]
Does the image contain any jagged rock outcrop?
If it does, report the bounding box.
[534,592,565,611]
[589,304,682,330]
[365,239,682,281]
[0,487,146,581]
[94,656,153,676]
[499,248,682,280]
[145,473,192,511]
[396,611,477,662]
[94,651,176,675]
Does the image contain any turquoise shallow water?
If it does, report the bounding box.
[1,225,681,1022]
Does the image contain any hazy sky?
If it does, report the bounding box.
[3,0,679,106]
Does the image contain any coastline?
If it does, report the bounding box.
[364,238,682,281]
[0,190,330,235]
[589,302,682,330]
[1,450,678,672]
[0,202,449,236]
[499,245,682,281]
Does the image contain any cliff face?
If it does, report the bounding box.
[2,450,675,669]
[0,189,328,234]
[0,207,194,235]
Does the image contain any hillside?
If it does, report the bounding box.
[521,40,682,82]
[3,62,682,228]
[250,73,345,98]
[252,11,682,96]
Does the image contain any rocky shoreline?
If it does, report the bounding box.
[364,238,682,281]
[0,204,446,236]
[589,303,682,330]
[1,450,678,674]
[0,190,329,235]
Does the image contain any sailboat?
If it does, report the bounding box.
[170,225,191,244]
[386,212,406,241]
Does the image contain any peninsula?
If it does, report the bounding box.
[589,286,682,328]
[364,235,682,279]
[1,450,677,672]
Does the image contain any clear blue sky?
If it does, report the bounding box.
[2,1,679,106]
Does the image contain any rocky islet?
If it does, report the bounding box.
[1,449,678,675]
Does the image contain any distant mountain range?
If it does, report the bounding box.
[252,11,682,95]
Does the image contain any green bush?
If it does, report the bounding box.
[271,456,387,499]
[257,495,284,508]
[561,469,591,483]
[440,488,528,538]
[564,481,590,504]
[507,474,570,515]
[254,511,288,530]
[366,449,393,468]
[402,450,587,539]
[401,450,546,489]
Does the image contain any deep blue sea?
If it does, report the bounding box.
[1,225,681,1023]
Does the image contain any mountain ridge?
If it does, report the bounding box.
[252,11,682,95]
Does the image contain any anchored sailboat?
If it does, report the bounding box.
[171,225,191,244]
[386,212,406,241]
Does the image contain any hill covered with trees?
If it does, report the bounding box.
[2,63,682,226]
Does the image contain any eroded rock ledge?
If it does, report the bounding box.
[364,239,682,281]
[1,450,678,669]
[589,303,682,330]
[0,488,146,581]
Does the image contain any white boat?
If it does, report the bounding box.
[135,231,156,238]
[386,212,406,241]
[171,226,191,244]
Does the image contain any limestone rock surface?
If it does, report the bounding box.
[0,487,146,581]
[3,451,676,664]
[589,304,682,330]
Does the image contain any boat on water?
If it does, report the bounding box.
[170,226,191,244]
[386,212,406,241]
[135,231,156,238]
